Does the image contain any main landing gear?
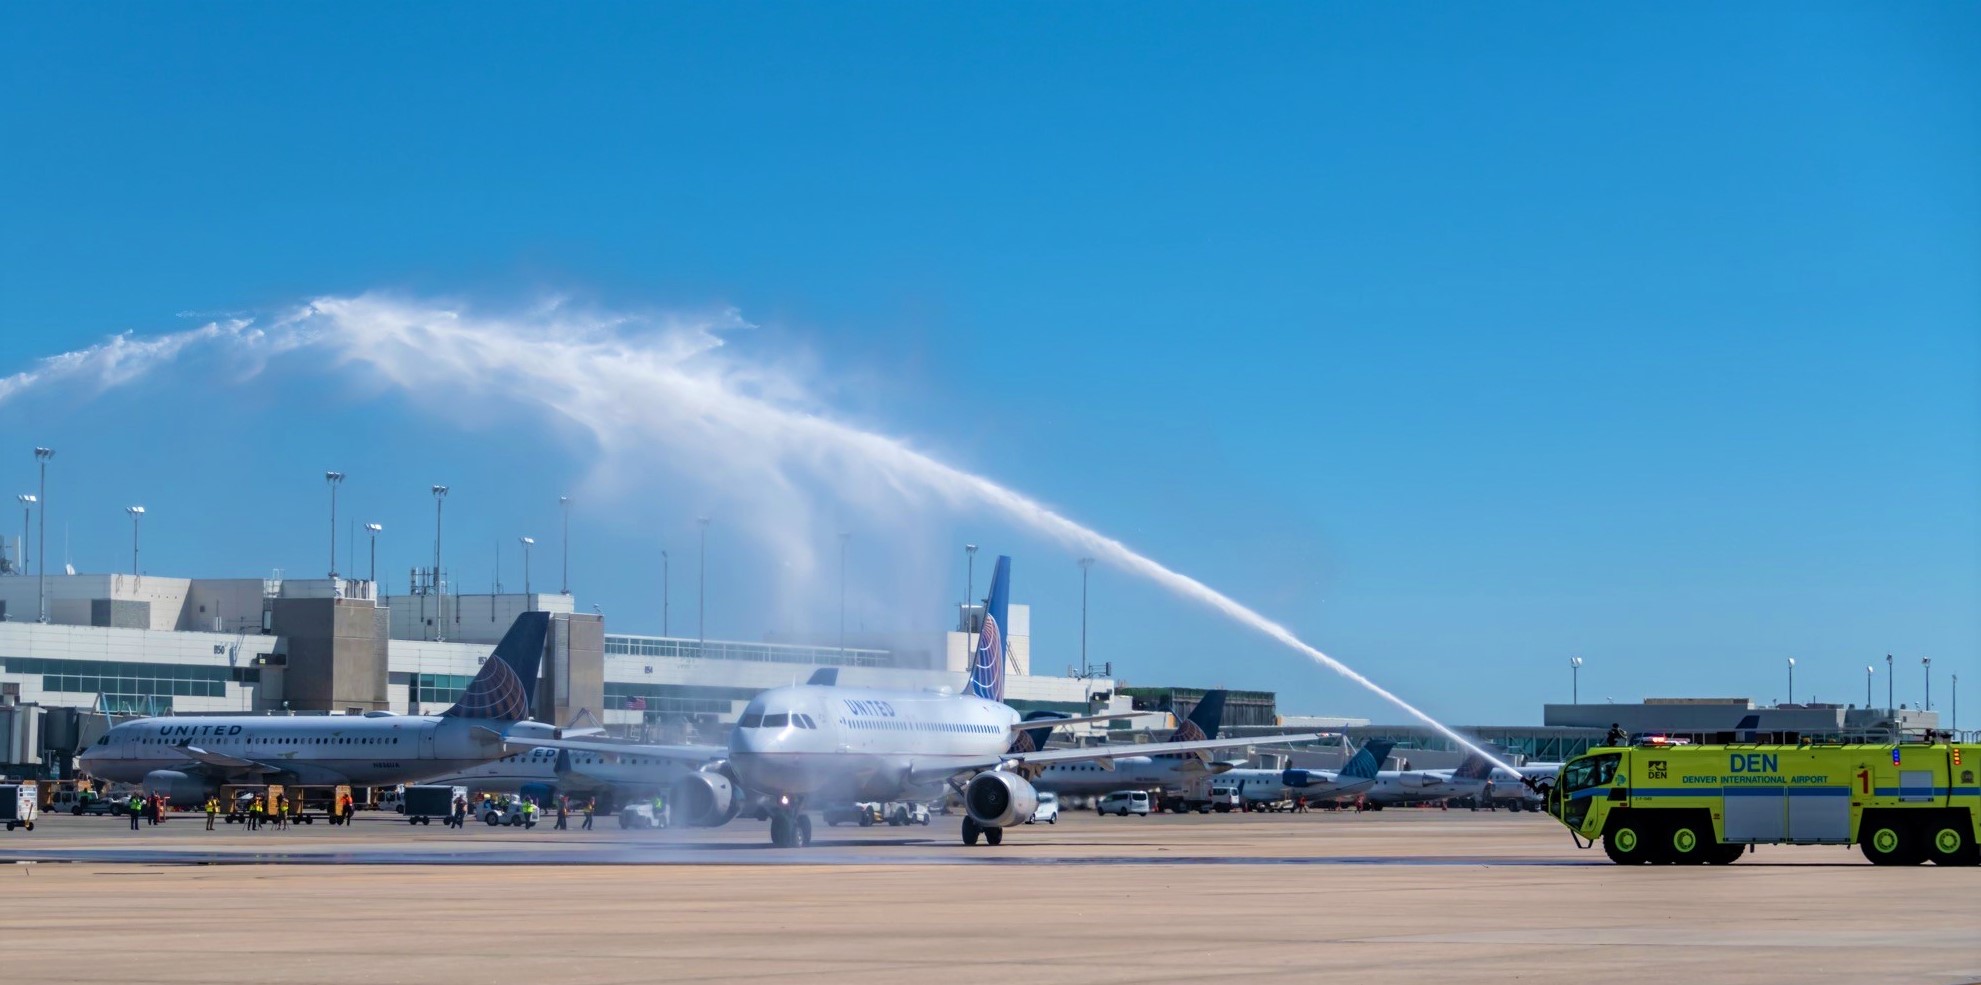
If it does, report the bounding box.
[960,816,1004,846]
[769,805,813,848]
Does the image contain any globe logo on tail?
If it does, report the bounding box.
[969,613,1004,701]
[442,654,531,721]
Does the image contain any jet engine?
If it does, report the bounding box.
[1281,769,1320,789]
[141,770,209,804]
[669,770,742,827]
[964,771,1039,829]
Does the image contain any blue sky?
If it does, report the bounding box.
[1,4,1975,724]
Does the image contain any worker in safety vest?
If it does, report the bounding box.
[522,799,538,828]
[249,796,265,831]
[204,797,219,831]
[652,794,667,829]
[581,798,595,831]
[128,793,143,831]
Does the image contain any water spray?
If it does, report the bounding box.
[0,295,1520,776]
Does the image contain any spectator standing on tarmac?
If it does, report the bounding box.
[554,797,568,830]
[581,798,594,831]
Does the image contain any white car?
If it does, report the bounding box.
[1097,790,1151,816]
[1028,791,1059,824]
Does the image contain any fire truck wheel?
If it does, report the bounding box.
[1666,817,1710,864]
[1860,818,1925,866]
[1602,821,1653,864]
[1927,821,1980,866]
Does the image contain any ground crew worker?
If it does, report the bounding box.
[128,793,143,831]
[249,796,265,831]
[450,795,467,829]
[204,796,219,831]
[554,797,568,830]
[652,794,666,829]
[581,798,594,831]
[1294,795,1308,814]
[522,799,538,828]
[1606,723,1628,746]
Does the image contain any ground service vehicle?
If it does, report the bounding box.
[1098,790,1151,816]
[48,787,116,816]
[2,782,38,831]
[400,785,464,825]
[1546,740,1981,866]
[1029,791,1058,824]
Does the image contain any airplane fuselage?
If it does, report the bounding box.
[728,684,1021,805]
[78,714,538,791]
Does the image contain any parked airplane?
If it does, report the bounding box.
[423,739,724,811]
[516,556,1320,847]
[1209,739,1398,809]
[78,612,559,802]
[1359,750,1497,809]
[1029,689,1248,796]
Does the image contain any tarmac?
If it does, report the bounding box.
[3,807,1977,984]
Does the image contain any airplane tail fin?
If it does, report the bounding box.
[1341,739,1395,779]
[806,668,839,687]
[1734,713,1761,742]
[1007,710,1064,755]
[967,555,1011,702]
[1452,750,1495,781]
[441,612,550,722]
[1173,690,1227,743]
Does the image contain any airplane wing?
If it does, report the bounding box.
[172,744,287,775]
[501,736,727,764]
[1005,733,1323,768]
[1003,712,1145,733]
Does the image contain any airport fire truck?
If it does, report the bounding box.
[1544,738,1981,865]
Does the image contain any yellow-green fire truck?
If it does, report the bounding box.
[1543,739,1981,865]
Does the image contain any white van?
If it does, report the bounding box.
[1028,791,1059,824]
[1097,790,1150,817]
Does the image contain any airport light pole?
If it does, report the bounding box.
[1866,665,1874,710]
[1079,557,1095,679]
[696,517,709,658]
[520,537,534,596]
[432,485,448,642]
[35,446,53,622]
[125,506,144,576]
[559,494,571,596]
[964,543,978,656]
[1922,657,1932,712]
[1952,674,1959,734]
[364,523,382,583]
[324,471,344,578]
[1570,656,1583,704]
[1786,657,1795,706]
[16,494,33,577]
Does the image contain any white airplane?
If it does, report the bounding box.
[1359,751,1497,809]
[421,739,724,810]
[513,556,1320,847]
[1204,739,1397,809]
[78,613,562,802]
[1030,689,1250,797]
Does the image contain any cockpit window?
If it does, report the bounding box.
[760,713,790,728]
[96,735,110,746]
[737,713,763,728]
[797,714,817,729]
[1561,753,1621,793]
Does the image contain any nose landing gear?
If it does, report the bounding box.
[769,808,813,848]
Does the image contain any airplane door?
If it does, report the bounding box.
[419,725,437,762]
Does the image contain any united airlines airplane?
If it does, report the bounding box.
[78,612,559,802]
[1359,751,1497,808]
[1209,738,1397,808]
[518,556,1320,847]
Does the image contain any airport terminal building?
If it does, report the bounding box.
[0,571,1119,778]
